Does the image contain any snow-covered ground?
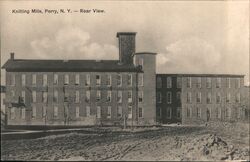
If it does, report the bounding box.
[1,123,249,161]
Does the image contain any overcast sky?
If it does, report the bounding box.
[1,1,249,85]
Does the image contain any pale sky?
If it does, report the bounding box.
[1,1,249,85]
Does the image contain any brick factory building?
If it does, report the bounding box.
[2,32,249,126]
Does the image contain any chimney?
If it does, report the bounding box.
[10,52,15,60]
[117,32,136,64]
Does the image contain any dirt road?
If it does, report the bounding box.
[1,123,249,161]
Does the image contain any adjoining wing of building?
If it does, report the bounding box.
[1,32,249,126]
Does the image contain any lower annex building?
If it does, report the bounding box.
[2,32,249,126]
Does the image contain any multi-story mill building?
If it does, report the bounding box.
[2,32,249,126]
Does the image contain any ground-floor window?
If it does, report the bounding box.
[225,107,231,119]
[97,106,101,118]
[166,107,171,119]
[76,106,80,118]
[176,108,181,118]
[107,106,111,118]
[157,107,162,117]
[237,107,241,119]
[128,106,132,119]
[139,107,143,118]
[117,106,122,118]
[86,106,90,117]
[43,106,47,118]
[54,106,58,118]
[217,107,221,119]
[32,106,36,118]
[187,107,192,118]
[197,107,201,118]
[21,108,25,119]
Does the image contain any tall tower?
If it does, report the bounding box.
[116,32,136,65]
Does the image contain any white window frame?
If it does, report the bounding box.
[167,77,172,88]
[128,91,132,103]
[86,91,90,102]
[138,91,143,103]
[217,107,221,119]
[157,92,162,103]
[86,106,90,117]
[117,74,122,87]
[75,91,80,103]
[166,107,172,119]
[54,90,58,103]
[76,106,80,118]
[107,74,111,86]
[187,92,192,103]
[226,93,231,103]
[54,74,58,85]
[64,74,69,85]
[54,106,58,118]
[43,74,48,86]
[139,58,143,66]
[227,78,231,88]
[11,90,15,97]
[139,73,144,86]
[32,74,36,85]
[96,75,101,86]
[117,106,122,118]
[216,78,221,88]
[157,107,162,117]
[117,91,122,103]
[75,74,80,85]
[21,90,25,103]
[32,106,36,118]
[167,92,172,104]
[197,77,202,88]
[107,91,112,102]
[236,78,241,88]
[22,74,26,86]
[10,74,15,86]
[157,77,162,88]
[196,92,201,103]
[43,91,48,103]
[177,107,181,118]
[216,92,221,103]
[197,107,201,118]
[207,92,212,104]
[85,74,90,86]
[43,106,47,118]
[21,108,25,119]
[187,77,192,88]
[206,77,212,88]
[139,107,143,118]
[97,106,101,118]
[236,93,241,103]
[32,91,36,103]
[96,90,101,101]
[128,74,132,86]
[10,107,15,119]
[177,77,182,88]
[128,106,132,119]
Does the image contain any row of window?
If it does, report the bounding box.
[12,90,144,104]
[157,107,182,119]
[156,77,241,89]
[186,106,246,119]
[9,73,144,87]
[10,106,144,119]
[156,92,241,104]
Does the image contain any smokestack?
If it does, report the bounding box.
[10,52,15,60]
[117,32,136,64]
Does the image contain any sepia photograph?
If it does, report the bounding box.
[0,0,249,161]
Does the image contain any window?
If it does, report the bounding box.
[187,107,192,118]
[197,107,201,118]
[138,74,143,86]
[196,92,201,103]
[76,106,80,118]
[86,91,90,102]
[197,77,202,88]
[96,90,101,101]
[64,92,69,102]
[43,74,47,86]
[117,106,122,118]
[106,75,111,86]
[216,78,221,88]
[43,106,47,118]
[187,77,191,88]
[22,74,26,86]
[236,93,241,103]
[21,108,25,119]
[32,91,36,103]
[177,108,181,118]
[157,107,162,117]
[139,58,143,67]
[139,107,143,118]
[54,74,58,85]
[237,108,241,119]
[128,74,132,86]
[107,106,111,118]
[117,74,122,86]
[138,91,143,103]
[75,91,79,103]
[128,106,132,119]
[157,77,162,88]
[21,91,25,103]
[53,90,58,103]
[236,78,241,88]
[226,93,231,103]
[85,74,90,86]
[32,74,36,85]
[217,107,221,119]
[187,92,192,103]
[167,92,172,104]
[157,92,162,103]
[107,91,112,102]
[75,74,80,85]
[97,106,101,118]
[10,107,15,119]
[86,106,90,117]
[117,91,122,103]
[128,91,132,103]
[226,78,231,88]
[42,92,48,103]
[166,107,171,119]
[177,77,182,88]
[206,77,212,88]
[32,106,36,118]
[167,77,172,88]
[176,92,181,101]
[64,74,69,85]
[225,107,231,119]
[96,75,101,86]
[207,92,212,104]
[10,74,15,86]
[216,92,221,103]
[54,106,58,118]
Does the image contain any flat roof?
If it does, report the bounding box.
[156,73,245,77]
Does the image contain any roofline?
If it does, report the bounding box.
[116,32,137,37]
[156,73,245,77]
[135,52,157,55]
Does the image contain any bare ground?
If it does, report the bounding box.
[1,122,249,161]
